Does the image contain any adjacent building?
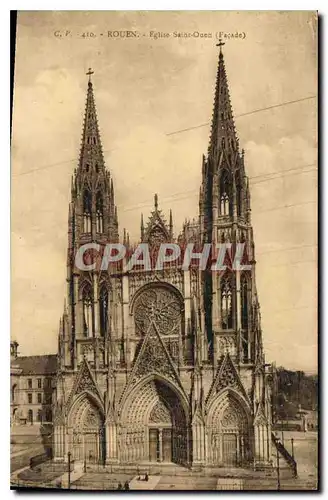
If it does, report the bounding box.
[10,341,57,426]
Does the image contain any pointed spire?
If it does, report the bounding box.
[169,209,173,238]
[141,213,145,240]
[208,42,238,157]
[154,193,158,210]
[79,69,106,174]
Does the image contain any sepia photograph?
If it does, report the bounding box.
[10,10,318,491]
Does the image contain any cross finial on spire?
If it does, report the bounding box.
[216,38,225,54]
[154,193,158,210]
[86,67,94,83]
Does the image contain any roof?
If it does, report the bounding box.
[11,354,57,375]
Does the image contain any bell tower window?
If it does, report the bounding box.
[220,193,230,215]
[221,274,233,329]
[236,171,243,217]
[83,285,93,337]
[96,191,104,233]
[219,170,232,216]
[83,189,92,233]
[99,286,108,337]
[241,275,249,330]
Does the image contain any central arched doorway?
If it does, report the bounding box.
[68,393,105,465]
[120,377,189,465]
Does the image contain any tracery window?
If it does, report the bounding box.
[83,189,92,233]
[99,285,108,337]
[236,171,243,217]
[83,284,93,337]
[220,170,232,216]
[96,191,104,233]
[221,274,233,329]
[241,275,249,330]
[134,286,182,337]
[220,193,230,215]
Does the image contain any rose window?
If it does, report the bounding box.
[134,287,182,336]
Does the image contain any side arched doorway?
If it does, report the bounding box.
[207,391,253,467]
[68,393,105,464]
[120,377,189,466]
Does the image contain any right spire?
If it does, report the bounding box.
[208,41,239,157]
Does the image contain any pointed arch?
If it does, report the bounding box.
[96,191,104,233]
[83,188,92,233]
[219,168,232,216]
[220,272,234,329]
[99,283,108,337]
[235,169,244,217]
[119,374,189,465]
[241,273,249,330]
[206,388,253,466]
[82,282,93,337]
[67,391,105,464]
[240,273,251,362]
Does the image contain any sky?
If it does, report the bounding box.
[11,11,317,373]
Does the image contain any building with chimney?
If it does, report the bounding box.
[10,341,57,426]
[52,47,273,469]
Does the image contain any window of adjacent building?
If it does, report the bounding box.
[27,378,32,389]
[45,409,52,422]
[11,384,17,403]
[27,393,32,404]
[28,409,33,424]
[44,378,51,388]
[37,393,42,404]
[37,378,42,389]
[45,393,52,405]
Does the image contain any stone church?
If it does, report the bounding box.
[53,46,273,470]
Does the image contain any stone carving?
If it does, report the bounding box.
[218,335,236,357]
[84,407,102,429]
[149,400,172,424]
[132,327,177,383]
[148,225,167,246]
[216,361,237,392]
[134,286,182,336]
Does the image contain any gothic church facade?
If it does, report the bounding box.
[53,47,272,469]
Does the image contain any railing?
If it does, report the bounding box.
[30,452,50,469]
[272,432,297,478]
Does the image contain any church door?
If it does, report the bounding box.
[149,429,159,462]
[223,434,238,466]
[84,432,99,464]
[162,429,172,462]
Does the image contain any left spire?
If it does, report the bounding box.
[78,68,105,174]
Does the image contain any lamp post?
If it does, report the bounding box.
[291,438,294,460]
[281,419,284,446]
[67,451,71,490]
[276,437,281,491]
